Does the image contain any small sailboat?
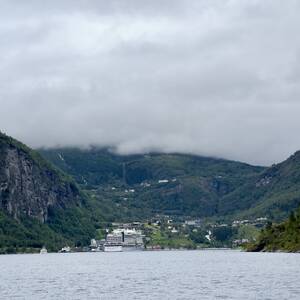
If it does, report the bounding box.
[40,246,48,254]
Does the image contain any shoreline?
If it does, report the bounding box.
[0,247,238,255]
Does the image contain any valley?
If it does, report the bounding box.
[1,131,300,253]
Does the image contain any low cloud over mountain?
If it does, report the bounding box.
[1,0,300,165]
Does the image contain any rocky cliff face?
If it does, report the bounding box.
[0,133,81,223]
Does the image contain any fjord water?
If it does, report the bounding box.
[0,251,299,300]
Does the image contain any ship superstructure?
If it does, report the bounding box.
[90,228,144,252]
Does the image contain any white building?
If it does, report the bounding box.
[158,179,169,184]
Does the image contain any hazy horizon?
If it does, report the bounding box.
[1,1,300,165]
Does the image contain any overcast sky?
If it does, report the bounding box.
[1,0,300,166]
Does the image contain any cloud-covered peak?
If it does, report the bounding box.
[1,1,300,165]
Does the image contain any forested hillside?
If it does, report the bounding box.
[40,148,265,219]
[246,206,300,252]
[220,151,300,221]
[0,132,100,253]
[40,147,300,222]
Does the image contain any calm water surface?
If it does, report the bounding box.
[0,250,299,299]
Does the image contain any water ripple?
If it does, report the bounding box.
[0,251,300,299]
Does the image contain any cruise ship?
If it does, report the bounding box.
[113,228,144,251]
[103,244,123,252]
[91,228,144,252]
[103,232,123,252]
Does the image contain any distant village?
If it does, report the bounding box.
[87,215,268,252]
[41,214,268,254]
[44,178,270,254]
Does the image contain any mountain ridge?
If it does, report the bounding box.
[39,146,300,222]
[39,147,265,219]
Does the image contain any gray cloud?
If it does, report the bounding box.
[1,0,300,166]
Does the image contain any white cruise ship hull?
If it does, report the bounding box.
[122,245,144,251]
[103,245,123,252]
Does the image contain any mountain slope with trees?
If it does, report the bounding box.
[39,148,265,219]
[220,151,300,221]
[246,206,300,252]
[0,132,101,253]
[40,147,300,222]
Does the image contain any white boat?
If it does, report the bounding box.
[103,245,123,252]
[59,246,71,253]
[40,246,48,254]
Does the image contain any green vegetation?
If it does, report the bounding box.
[2,130,300,253]
[0,204,109,254]
[143,223,200,249]
[37,147,300,251]
[221,151,300,221]
[246,207,300,252]
[40,147,300,223]
[139,221,260,249]
[0,132,107,253]
[0,211,68,254]
[235,225,260,241]
[39,148,264,219]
